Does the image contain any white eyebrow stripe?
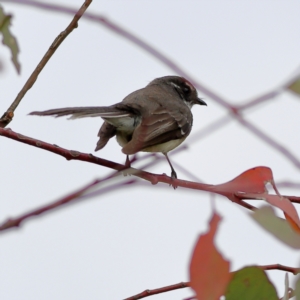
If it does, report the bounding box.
[169,82,181,89]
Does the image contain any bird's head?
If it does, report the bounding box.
[149,76,207,108]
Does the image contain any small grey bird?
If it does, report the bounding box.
[30,76,207,180]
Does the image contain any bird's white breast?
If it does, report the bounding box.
[142,137,186,154]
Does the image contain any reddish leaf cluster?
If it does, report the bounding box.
[188,167,300,299]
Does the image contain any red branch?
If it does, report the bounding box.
[0,128,213,190]
[260,264,300,275]
[1,128,299,205]
[235,192,300,204]
[124,264,300,300]
[0,175,136,232]
[124,282,190,300]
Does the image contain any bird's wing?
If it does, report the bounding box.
[122,106,192,155]
[29,105,132,119]
[95,121,116,151]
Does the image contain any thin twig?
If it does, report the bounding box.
[1,128,299,209]
[234,192,300,204]
[276,181,300,189]
[238,89,282,111]
[235,113,300,169]
[124,264,300,300]
[190,114,232,143]
[0,0,92,127]
[123,282,190,300]
[0,175,136,232]
[0,128,212,190]
[0,152,194,233]
[259,264,300,275]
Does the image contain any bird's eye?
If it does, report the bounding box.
[182,86,191,94]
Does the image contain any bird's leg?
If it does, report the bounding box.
[164,153,178,189]
[125,155,131,168]
[123,155,131,176]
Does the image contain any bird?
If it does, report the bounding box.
[29,76,207,184]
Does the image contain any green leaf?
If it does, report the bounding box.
[225,266,278,300]
[251,206,300,249]
[0,5,20,74]
[287,76,300,96]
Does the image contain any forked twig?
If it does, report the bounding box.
[0,0,92,127]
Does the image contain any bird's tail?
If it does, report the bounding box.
[29,106,130,120]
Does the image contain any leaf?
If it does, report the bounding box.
[225,266,278,300]
[189,212,231,300]
[238,192,300,232]
[287,75,300,96]
[216,166,300,232]
[284,212,300,234]
[215,166,272,195]
[264,195,300,230]
[0,5,20,74]
[251,206,300,249]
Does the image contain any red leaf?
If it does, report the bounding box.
[189,212,231,300]
[265,195,300,231]
[214,166,300,232]
[236,193,300,232]
[215,166,272,195]
[284,212,300,234]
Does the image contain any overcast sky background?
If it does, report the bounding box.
[1,1,300,299]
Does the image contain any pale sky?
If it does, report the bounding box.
[1,1,300,299]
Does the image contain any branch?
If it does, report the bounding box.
[238,89,282,110]
[0,174,136,232]
[190,115,232,143]
[234,192,300,204]
[235,113,300,169]
[0,149,197,232]
[123,282,190,300]
[259,264,300,275]
[0,0,92,127]
[276,181,300,189]
[1,128,299,208]
[0,127,215,191]
[124,264,300,300]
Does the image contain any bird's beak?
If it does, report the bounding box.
[196,98,207,106]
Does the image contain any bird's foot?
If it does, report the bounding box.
[125,155,131,168]
[123,155,131,176]
[170,170,178,189]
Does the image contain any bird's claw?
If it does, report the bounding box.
[170,171,178,189]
